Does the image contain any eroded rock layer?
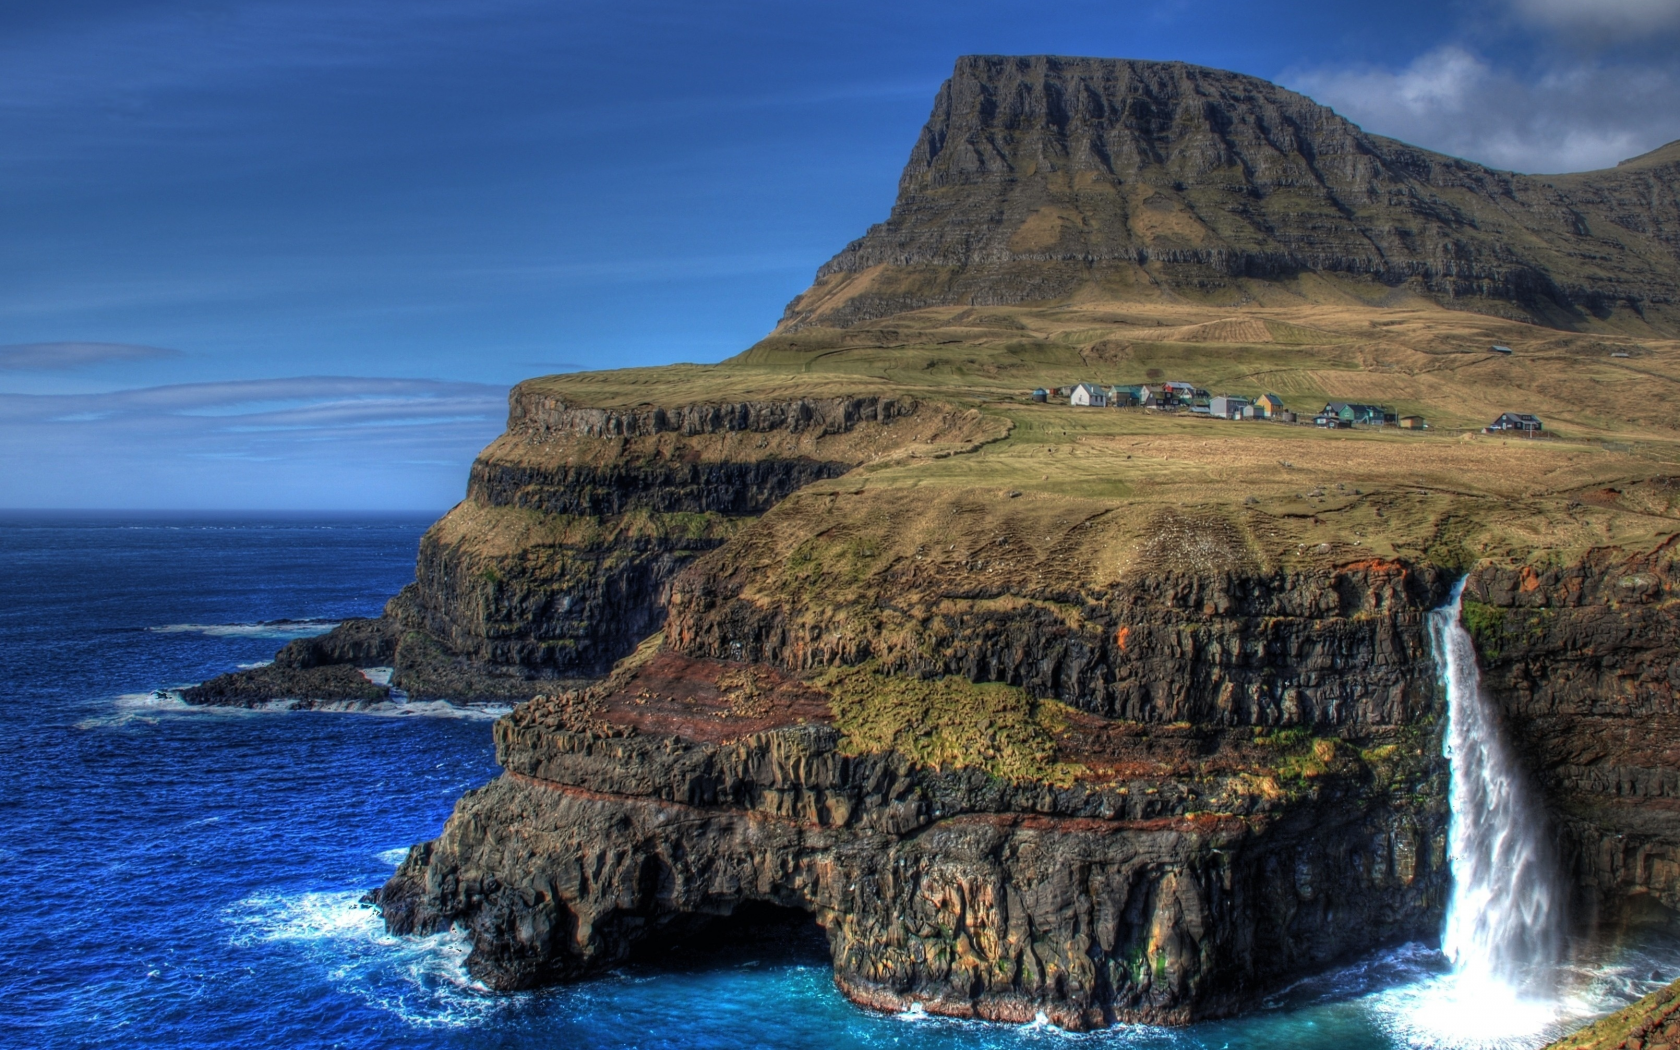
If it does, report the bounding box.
[375,644,1449,1029]
[184,391,990,704]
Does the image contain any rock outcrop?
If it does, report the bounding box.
[778,56,1680,333]
[374,633,1450,1028]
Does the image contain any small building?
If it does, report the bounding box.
[1254,393,1286,418]
[1491,345,1513,355]
[1486,412,1543,435]
[1277,409,1298,423]
[1109,384,1145,406]
[1209,395,1252,420]
[1398,415,1427,429]
[1315,413,1350,428]
[1323,402,1398,426]
[1031,388,1049,403]
[1070,382,1108,407]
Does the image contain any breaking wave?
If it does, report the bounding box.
[224,890,508,1030]
[148,619,339,640]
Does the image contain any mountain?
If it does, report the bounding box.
[778,55,1680,334]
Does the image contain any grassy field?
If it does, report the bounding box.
[498,297,1680,572]
[523,298,1680,439]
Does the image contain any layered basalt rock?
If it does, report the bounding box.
[1457,544,1680,930]
[377,392,960,685]
[374,644,1449,1028]
[183,390,981,705]
[669,550,1457,725]
[779,56,1680,332]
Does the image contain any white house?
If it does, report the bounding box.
[1070,383,1108,407]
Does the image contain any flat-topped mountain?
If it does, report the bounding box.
[780,55,1680,334]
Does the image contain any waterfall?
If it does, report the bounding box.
[1430,581,1564,994]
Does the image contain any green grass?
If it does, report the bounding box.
[819,662,1082,785]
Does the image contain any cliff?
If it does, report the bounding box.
[777,56,1680,334]
[186,390,998,705]
[180,52,1680,1034]
[374,562,1455,1027]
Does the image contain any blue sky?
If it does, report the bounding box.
[4,0,1679,509]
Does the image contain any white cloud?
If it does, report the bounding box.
[1285,45,1680,173]
[0,341,181,370]
[1509,0,1680,41]
[0,376,508,509]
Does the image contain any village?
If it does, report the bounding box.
[1030,381,1545,436]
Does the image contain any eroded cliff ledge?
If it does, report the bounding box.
[374,557,1456,1029]
[186,388,997,705]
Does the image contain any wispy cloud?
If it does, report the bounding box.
[0,341,181,370]
[1507,0,1680,43]
[0,376,508,509]
[1285,45,1680,172]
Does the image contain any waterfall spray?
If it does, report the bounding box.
[1431,580,1564,994]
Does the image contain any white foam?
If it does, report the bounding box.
[225,889,509,1029]
[1353,939,1680,1050]
[360,666,394,686]
[295,698,511,721]
[149,619,339,640]
[378,847,412,867]
[82,689,508,726]
[896,1001,931,1022]
[1365,971,1582,1050]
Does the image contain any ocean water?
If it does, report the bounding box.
[2,513,1676,1050]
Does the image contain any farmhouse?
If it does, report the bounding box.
[1254,393,1286,418]
[1070,383,1108,407]
[1486,412,1543,434]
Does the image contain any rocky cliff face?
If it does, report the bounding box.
[371,472,1679,1027]
[1460,545,1680,931]
[778,56,1680,332]
[375,614,1451,1028]
[183,390,993,705]
[370,489,1463,1025]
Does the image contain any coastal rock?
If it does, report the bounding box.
[374,646,1448,1028]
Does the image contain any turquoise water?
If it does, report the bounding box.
[2,513,1674,1050]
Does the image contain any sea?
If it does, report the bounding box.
[3,512,1677,1050]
